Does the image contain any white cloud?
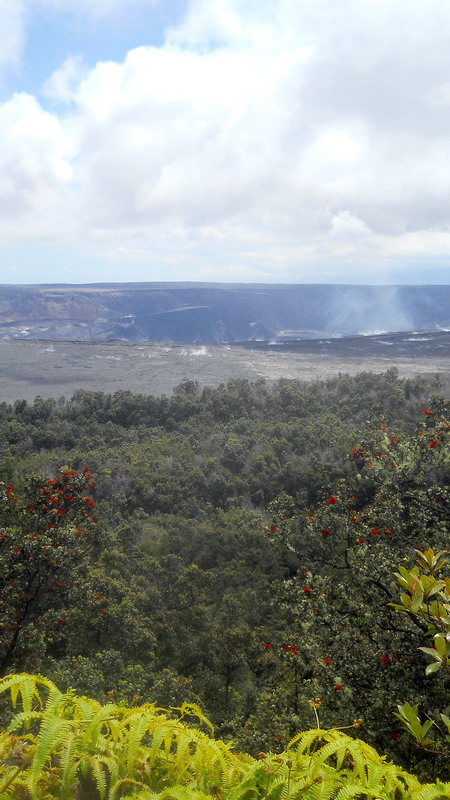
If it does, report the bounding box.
[42,55,86,103]
[2,0,450,283]
[0,91,74,237]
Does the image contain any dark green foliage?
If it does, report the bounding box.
[0,370,449,781]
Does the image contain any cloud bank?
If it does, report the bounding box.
[1,0,450,283]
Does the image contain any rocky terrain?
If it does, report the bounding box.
[0,331,448,405]
[1,282,450,343]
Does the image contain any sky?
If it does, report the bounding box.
[0,0,450,286]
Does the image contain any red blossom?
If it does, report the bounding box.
[321,529,331,537]
[380,424,387,431]
[269,526,277,532]
[358,538,366,544]
[390,732,400,739]
[430,440,439,448]
[379,654,391,665]
[303,586,311,592]
[334,685,343,691]
[263,643,271,649]
[423,409,432,415]
[58,619,65,625]
[323,658,332,665]
[370,529,379,535]
[350,449,358,455]
[390,436,397,442]
[327,496,336,505]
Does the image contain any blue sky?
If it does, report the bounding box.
[1,0,450,286]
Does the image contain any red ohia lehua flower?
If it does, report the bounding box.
[380,424,387,430]
[423,409,432,415]
[379,654,391,665]
[327,496,336,505]
[323,658,332,665]
[358,537,366,543]
[263,643,271,648]
[334,685,343,691]
[303,586,311,592]
[430,440,439,448]
[321,529,330,537]
[370,529,379,535]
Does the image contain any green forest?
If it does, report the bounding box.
[1,369,450,799]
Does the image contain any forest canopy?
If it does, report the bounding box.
[0,369,449,795]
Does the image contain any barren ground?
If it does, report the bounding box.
[0,339,449,404]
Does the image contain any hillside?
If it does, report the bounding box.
[1,282,449,343]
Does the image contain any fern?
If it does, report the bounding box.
[0,674,448,800]
[414,783,450,800]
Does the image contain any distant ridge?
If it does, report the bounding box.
[0,283,449,344]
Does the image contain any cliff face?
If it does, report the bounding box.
[0,283,448,343]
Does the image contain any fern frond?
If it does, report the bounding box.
[27,716,73,796]
[333,781,373,799]
[78,703,122,753]
[6,711,43,734]
[86,753,109,800]
[414,782,450,800]
[172,702,215,735]
[0,673,50,715]
[58,732,82,800]
[116,711,148,773]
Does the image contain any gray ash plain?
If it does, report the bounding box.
[0,330,449,404]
